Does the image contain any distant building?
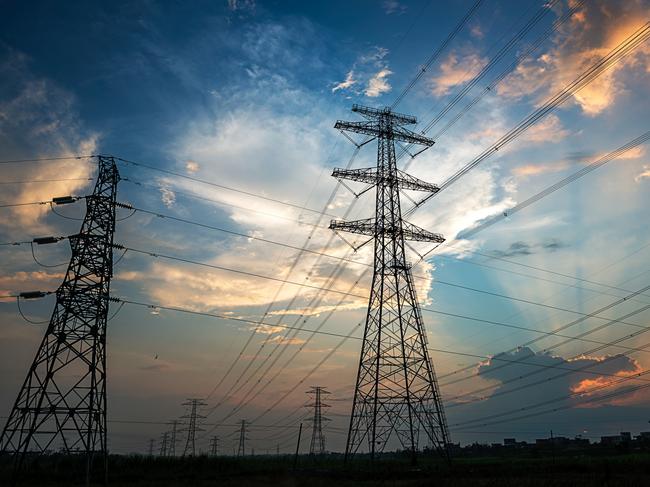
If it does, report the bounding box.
[600,435,623,446]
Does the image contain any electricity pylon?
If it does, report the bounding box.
[168,419,179,457]
[0,156,119,482]
[147,439,155,457]
[237,420,248,457]
[306,386,330,455]
[159,432,169,457]
[209,435,219,456]
[331,105,450,463]
[181,398,206,457]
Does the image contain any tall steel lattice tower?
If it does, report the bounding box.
[181,398,206,457]
[306,386,330,455]
[0,156,119,480]
[168,419,179,457]
[159,432,169,457]
[237,420,248,457]
[330,105,450,462]
[209,435,219,456]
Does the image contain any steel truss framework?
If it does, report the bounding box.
[181,398,206,457]
[331,105,450,462]
[306,386,330,455]
[0,156,119,481]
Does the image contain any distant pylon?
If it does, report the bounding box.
[168,419,179,457]
[181,398,206,457]
[148,439,155,457]
[209,435,219,456]
[306,386,330,455]
[0,156,120,482]
[159,432,169,457]
[331,105,450,463]
[237,420,248,457]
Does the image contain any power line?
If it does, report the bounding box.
[451,370,650,430]
[111,243,367,300]
[121,177,328,228]
[0,178,93,185]
[119,201,650,304]
[113,156,340,218]
[438,283,650,385]
[113,240,648,329]
[0,155,94,164]
[459,131,650,240]
[406,22,650,214]
[421,0,585,143]
[109,297,358,341]
[391,0,484,108]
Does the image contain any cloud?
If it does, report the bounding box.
[227,0,255,12]
[332,70,357,93]
[491,241,533,257]
[489,238,568,258]
[470,23,484,39]
[382,0,407,15]
[159,185,176,208]
[635,165,650,182]
[332,47,391,97]
[0,49,98,234]
[0,271,65,297]
[518,114,570,143]
[512,161,569,177]
[447,347,647,414]
[430,52,487,97]
[185,160,200,173]
[497,1,650,115]
[364,68,393,97]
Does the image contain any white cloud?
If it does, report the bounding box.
[227,0,255,12]
[185,160,200,173]
[382,0,407,15]
[159,185,176,208]
[332,70,357,92]
[635,165,650,182]
[365,68,393,97]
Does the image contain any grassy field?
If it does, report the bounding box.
[2,451,650,486]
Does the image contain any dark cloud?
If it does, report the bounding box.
[446,347,643,434]
[490,239,569,258]
[565,151,594,163]
[540,238,567,252]
[491,241,533,258]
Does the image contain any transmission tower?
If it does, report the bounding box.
[209,435,219,456]
[331,105,450,462]
[181,398,206,457]
[306,386,330,455]
[237,420,248,457]
[0,156,119,481]
[147,439,155,456]
[168,419,179,457]
[159,432,169,457]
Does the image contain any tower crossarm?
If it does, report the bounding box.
[329,218,374,237]
[334,121,434,146]
[401,220,445,243]
[330,218,445,243]
[332,167,440,193]
[351,104,417,125]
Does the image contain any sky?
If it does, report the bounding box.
[0,0,649,455]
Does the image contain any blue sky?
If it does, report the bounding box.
[1,0,650,454]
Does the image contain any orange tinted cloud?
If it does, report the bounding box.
[430,52,487,97]
[498,1,650,115]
